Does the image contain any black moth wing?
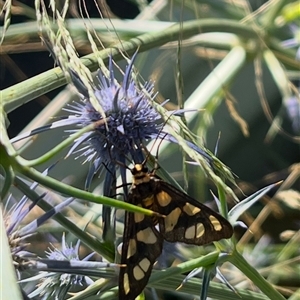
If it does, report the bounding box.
[155,180,233,245]
[119,196,163,299]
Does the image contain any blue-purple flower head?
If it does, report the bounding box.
[4,195,36,270]
[23,234,121,299]
[25,235,95,299]
[66,53,161,178]
[3,166,74,272]
[61,53,173,193]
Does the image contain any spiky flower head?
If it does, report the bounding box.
[3,167,74,272]
[64,53,163,188]
[4,194,37,271]
[26,235,95,300]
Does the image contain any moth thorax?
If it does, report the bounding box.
[132,173,151,185]
[132,164,150,185]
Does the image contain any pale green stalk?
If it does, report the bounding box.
[0,207,23,300]
[2,19,259,113]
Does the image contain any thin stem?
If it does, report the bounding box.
[24,119,108,167]
[14,158,161,218]
[2,19,260,113]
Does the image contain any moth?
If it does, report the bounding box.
[119,163,233,300]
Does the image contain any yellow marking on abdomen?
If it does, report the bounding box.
[209,215,222,231]
[183,202,201,216]
[164,208,181,232]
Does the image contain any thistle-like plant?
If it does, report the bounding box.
[3,167,74,274]
[11,42,218,243]
[1,1,299,300]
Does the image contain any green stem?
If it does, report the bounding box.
[0,112,147,217]
[23,119,108,167]
[229,249,286,300]
[259,0,288,30]
[96,251,271,300]
[217,183,229,218]
[13,157,160,218]
[149,251,219,284]
[268,37,300,69]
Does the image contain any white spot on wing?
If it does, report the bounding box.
[139,258,151,272]
[164,208,181,232]
[127,239,137,259]
[195,223,205,238]
[185,223,205,239]
[123,273,130,294]
[185,226,195,239]
[133,265,144,280]
[209,215,222,231]
[183,202,201,216]
[137,228,157,244]
[133,258,151,281]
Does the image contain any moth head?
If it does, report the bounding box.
[131,164,148,176]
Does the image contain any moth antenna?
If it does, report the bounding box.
[140,108,179,171]
[214,131,222,156]
[154,132,168,166]
[102,162,115,175]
